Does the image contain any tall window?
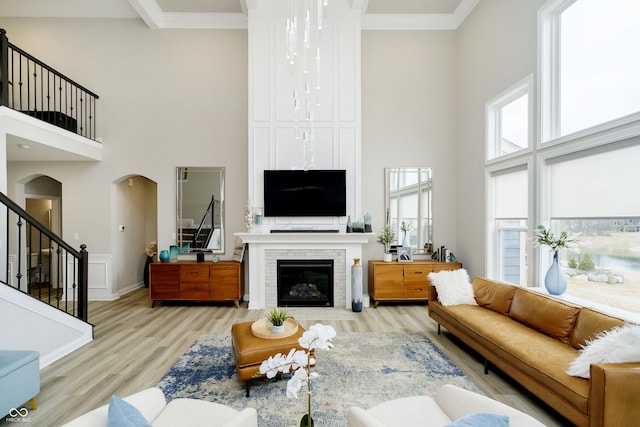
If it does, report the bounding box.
[488,166,529,284]
[486,77,532,160]
[544,142,640,314]
[540,0,640,141]
[484,0,640,319]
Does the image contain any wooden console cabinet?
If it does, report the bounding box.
[368,260,462,306]
[149,261,243,307]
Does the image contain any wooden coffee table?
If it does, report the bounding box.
[231,319,307,397]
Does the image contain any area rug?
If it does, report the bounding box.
[157,332,479,427]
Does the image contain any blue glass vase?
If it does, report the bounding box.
[169,245,179,262]
[159,250,170,263]
[545,251,567,295]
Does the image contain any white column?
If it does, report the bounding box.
[247,1,362,229]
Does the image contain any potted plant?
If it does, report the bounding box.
[400,220,414,247]
[377,225,395,262]
[258,323,337,427]
[266,307,290,334]
[535,225,578,296]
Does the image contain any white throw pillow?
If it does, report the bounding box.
[566,323,640,378]
[428,268,477,306]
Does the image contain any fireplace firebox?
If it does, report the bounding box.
[277,259,334,307]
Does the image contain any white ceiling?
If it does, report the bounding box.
[0,0,478,30]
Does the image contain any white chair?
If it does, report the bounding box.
[347,384,544,427]
[60,387,257,427]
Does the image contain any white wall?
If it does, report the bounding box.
[455,1,545,277]
[361,30,458,271]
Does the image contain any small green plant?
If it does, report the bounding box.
[266,307,289,327]
[377,225,395,254]
[578,253,595,271]
[567,257,578,269]
[535,225,575,251]
[400,220,414,233]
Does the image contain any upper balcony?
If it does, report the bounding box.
[0,29,102,162]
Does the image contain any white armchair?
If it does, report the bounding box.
[60,387,257,427]
[347,384,544,427]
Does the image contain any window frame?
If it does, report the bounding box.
[538,0,640,145]
[485,75,534,162]
[486,160,534,285]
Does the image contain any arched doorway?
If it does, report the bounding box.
[24,176,62,295]
[114,175,158,295]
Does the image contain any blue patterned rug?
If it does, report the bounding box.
[157,332,479,426]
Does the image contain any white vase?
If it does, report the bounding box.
[383,253,392,262]
[271,325,285,334]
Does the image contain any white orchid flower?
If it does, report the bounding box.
[299,323,336,350]
[259,352,288,378]
[256,322,337,424]
[286,368,319,398]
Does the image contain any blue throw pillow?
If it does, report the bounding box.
[446,412,509,427]
[107,395,153,427]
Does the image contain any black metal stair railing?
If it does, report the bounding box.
[0,192,89,322]
[0,28,100,141]
[193,196,216,248]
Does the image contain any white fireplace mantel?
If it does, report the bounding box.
[235,232,374,309]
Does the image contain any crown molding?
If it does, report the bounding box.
[161,12,248,29]
[361,13,457,31]
[127,0,478,30]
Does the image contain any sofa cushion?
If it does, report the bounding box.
[472,278,517,315]
[152,399,254,427]
[359,395,452,427]
[569,308,625,350]
[445,412,508,427]
[509,289,580,344]
[429,269,477,306]
[107,395,152,427]
[567,323,640,378]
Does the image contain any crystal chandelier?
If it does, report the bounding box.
[286,0,328,170]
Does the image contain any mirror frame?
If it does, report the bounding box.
[384,167,433,253]
[176,167,225,254]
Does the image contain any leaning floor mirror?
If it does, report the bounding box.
[177,167,225,254]
[385,167,433,253]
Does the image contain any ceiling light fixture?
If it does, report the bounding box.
[18,144,30,149]
[286,0,328,170]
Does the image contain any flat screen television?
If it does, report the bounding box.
[264,169,347,217]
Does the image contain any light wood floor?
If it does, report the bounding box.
[4,288,573,426]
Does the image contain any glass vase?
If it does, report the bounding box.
[544,251,567,295]
[169,245,179,262]
[159,250,170,263]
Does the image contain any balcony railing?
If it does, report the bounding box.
[0,28,100,141]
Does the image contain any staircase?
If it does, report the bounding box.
[0,191,93,368]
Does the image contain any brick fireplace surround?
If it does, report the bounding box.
[235,232,374,309]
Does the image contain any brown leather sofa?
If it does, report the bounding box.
[428,277,640,427]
